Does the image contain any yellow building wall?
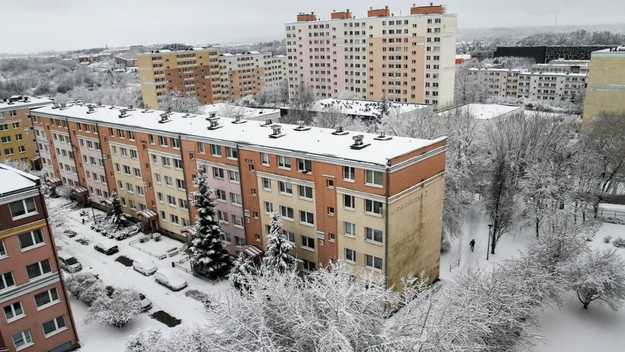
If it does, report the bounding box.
[583,55,625,125]
[386,173,445,290]
[256,172,318,268]
[109,142,148,218]
[137,55,159,109]
[0,108,31,166]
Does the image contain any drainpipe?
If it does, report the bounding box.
[177,134,193,243]
[384,161,390,289]
[235,143,247,249]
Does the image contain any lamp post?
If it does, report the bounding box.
[486,224,493,261]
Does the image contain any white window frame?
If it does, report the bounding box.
[345,248,356,263]
[4,301,25,322]
[364,199,383,216]
[261,152,270,166]
[264,201,274,214]
[365,254,383,271]
[343,166,355,181]
[365,170,384,187]
[34,288,59,310]
[299,211,314,226]
[301,235,315,251]
[9,198,38,220]
[365,227,383,244]
[298,185,313,200]
[228,170,240,183]
[12,329,33,350]
[344,222,356,238]
[18,229,45,251]
[226,147,238,159]
[262,177,272,190]
[280,205,294,220]
[278,181,293,195]
[277,155,291,169]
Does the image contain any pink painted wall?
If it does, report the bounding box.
[76,137,108,203]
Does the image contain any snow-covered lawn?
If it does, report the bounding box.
[47,198,228,352]
[442,205,625,352]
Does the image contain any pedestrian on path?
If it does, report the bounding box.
[469,239,476,252]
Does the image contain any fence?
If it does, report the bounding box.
[598,209,625,221]
[449,258,461,272]
[173,257,227,285]
[129,236,183,261]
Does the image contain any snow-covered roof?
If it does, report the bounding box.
[31,104,442,167]
[440,104,524,120]
[0,96,53,112]
[200,104,280,119]
[308,99,428,117]
[0,164,40,195]
[456,54,471,60]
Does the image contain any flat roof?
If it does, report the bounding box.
[0,164,39,196]
[0,96,53,112]
[31,104,443,167]
[201,104,280,119]
[309,99,428,117]
[439,104,523,120]
[286,12,457,25]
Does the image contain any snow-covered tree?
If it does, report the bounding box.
[158,89,200,114]
[286,83,316,123]
[524,219,590,273]
[190,167,231,280]
[565,249,625,310]
[263,212,297,273]
[87,288,142,328]
[237,95,257,107]
[375,94,391,123]
[229,253,257,292]
[109,192,123,225]
[66,272,106,306]
[125,329,209,352]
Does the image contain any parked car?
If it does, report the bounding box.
[58,253,82,273]
[154,269,187,291]
[94,241,119,255]
[63,229,78,238]
[138,292,152,312]
[133,259,158,276]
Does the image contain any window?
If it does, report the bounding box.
[1,136,11,143]
[365,227,383,244]
[211,144,221,156]
[117,129,125,138]
[343,166,355,181]
[133,168,141,177]
[43,315,66,336]
[297,158,312,173]
[161,157,171,167]
[158,135,168,146]
[120,147,128,157]
[126,183,134,193]
[151,154,158,164]
[213,167,224,179]
[0,272,15,290]
[160,211,166,220]
[301,235,315,250]
[365,199,383,216]
[170,214,179,224]
[176,178,185,190]
[26,259,51,279]
[167,195,176,206]
[123,165,131,175]
[226,147,238,159]
[236,237,246,246]
[327,179,334,188]
[232,215,244,228]
[34,288,59,308]
[149,134,155,144]
[344,222,356,237]
[280,206,294,219]
[164,176,173,187]
[9,198,37,218]
[215,189,227,202]
[264,201,274,213]
[345,248,356,263]
[299,211,314,226]
[4,302,24,321]
[157,192,163,202]
[328,207,335,215]
[130,149,138,159]
[277,155,291,169]
[18,229,44,250]
[173,158,183,169]
[365,170,383,186]
[12,330,32,350]
[0,240,6,257]
[154,173,161,183]
[298,185,313,199]
[261,152,270,165]
[343,195,355,209]
[278,181,293,195]
[217,210,228,223]
[230,193,242,206]
[262,177,271,190]
[127,131,135,140]
[302,259,316,272]
[179,198,188,209]
[228,170,240,183]
[137,186,144,196]
[171,138,180,149]
[365,254,383,270]
[221,232,232,242]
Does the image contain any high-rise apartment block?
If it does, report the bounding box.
[0,96,53,169]
[29,103,446,288]
[583,47,625,125]
[138,49,286,109]
[0,164,79,352]
[285,4,457,106]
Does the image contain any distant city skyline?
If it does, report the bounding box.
[1,0,624,53]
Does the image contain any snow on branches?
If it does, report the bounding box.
[262,212,297,273]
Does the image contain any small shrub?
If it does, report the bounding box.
[185,289,211,307]
[613,237,625,248]
[66,272,105,306]
[440,239,451,254]
[604,236,613,243]
[601,217,625,225]
[87,288,142,328]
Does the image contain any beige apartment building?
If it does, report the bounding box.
[582,47,625,125]
[285,4,457,106]
[138,49,286,109]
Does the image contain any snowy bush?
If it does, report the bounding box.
[66,272,105,306]
[440,238,451,254]
[229,253,257,293]
[602,217,625,225]
[604,235,613,244]
[88,288,142,328]
[184,290,211,307]
[613,237,625,248]
[126,329,208,352]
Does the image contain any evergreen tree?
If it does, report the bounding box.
[190,168,232,280]
[230,253,257,292]
[263,212,297,273]
[375,94,391,124]
[110,192,123,225]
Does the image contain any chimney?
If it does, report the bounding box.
[207,117,222,130]
[87,105,96,114]
[350,134,370,149]
[128,104,135,111]
[119,108,129,118]
[209,111,217,118]
[269,124,285,138]
[262,118,273,127]
[158,112,171,124]
[332,125,348,135]
[60,103,67,109]
[294,120,311,131]
[232,113,246,124]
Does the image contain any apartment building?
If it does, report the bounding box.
[285,4,457,106]
[29,103,447,288]
[138,49,286,109]
[530,59,589,74]
[582,47,625,125]
[0,164,79,352]
[0,96,53,169]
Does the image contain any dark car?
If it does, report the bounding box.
[94,242,119,255]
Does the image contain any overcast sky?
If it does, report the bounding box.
[1,0,624,53]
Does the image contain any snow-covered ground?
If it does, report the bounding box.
[47,198,228,352]
[441,205,625,352]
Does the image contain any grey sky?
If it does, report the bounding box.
[1,0,624,53]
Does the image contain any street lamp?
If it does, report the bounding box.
[486,224,493,261]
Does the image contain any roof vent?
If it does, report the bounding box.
[109,105,115,109]
[60,103,67,109]
[350,134,370,150]
[261,118,273,127]
[141,108,153,113]
[269,124,285,138]
[167,107,173,114]
[207,117,222,130]
[52,101,60,109]
[127,105,136,111]
[374,131,392,141]
[205,112,217,120]
[294,120,311,131]
[182,112,195,118]
[158,112,171,124]
[232,114,247,124]
[97,101,103,107]
[87,105,96,114]
[119,108,130,118]
[332,126,348,135]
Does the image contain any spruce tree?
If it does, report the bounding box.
[230,253,257,292]
[110,192,123,225]
[190,168,232,280]
[263,212,297,273]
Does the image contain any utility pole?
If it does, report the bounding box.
[486,224,493,261]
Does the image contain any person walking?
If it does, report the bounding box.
[469,239,476,252]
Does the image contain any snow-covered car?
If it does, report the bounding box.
[58,253,82,273]
[138,292,152,312]
[133,259,158,276]
[94,241,119,255]
[154,269,187,291]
